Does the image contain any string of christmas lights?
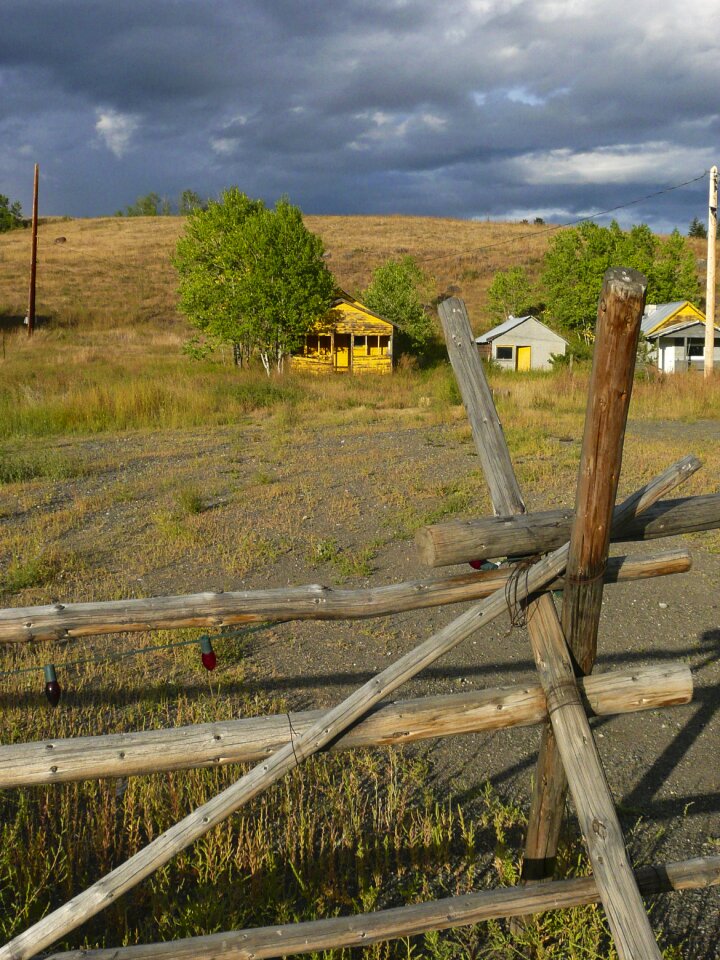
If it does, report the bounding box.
[0,623,270,707]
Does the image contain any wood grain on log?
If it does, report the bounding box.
[45,855,720,960]
[416,490,716,567]
[524,269,647,886]
[0,550,690,644]
[526,593,662,958]
[563,269,646,669]
[438,297,525,516]
[0,663,691,788]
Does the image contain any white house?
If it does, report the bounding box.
[642,302,720,373]
[475,315,568,371]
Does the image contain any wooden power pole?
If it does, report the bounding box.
[27,163,39,338]
[705,165,718,377]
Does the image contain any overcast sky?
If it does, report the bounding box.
[1,0,717,232]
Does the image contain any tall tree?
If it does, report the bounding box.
[486,266,533,323]
[0,194,23,232]
[541,220,700,334]
[174,190,335,374]
[688,216,707,239]
[120,192,162,216]
[650,229,700,304]
[179,190,205,215]
[363,255,434,353]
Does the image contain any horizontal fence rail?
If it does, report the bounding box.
[0,662,692,787]
[0,549,691,643]
[46,855,720,960]
[417,492,720,567]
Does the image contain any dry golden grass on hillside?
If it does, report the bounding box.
[305,214,552,324]
[0,217,185,329]
[0,214,552,334]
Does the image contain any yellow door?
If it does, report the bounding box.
[516,346,531,371]
[334,334,351,369]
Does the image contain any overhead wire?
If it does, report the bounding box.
[415,170,709,266]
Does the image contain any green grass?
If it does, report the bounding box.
[174,486,205,516]
[1,326,716,956]
[0,447,88,485]
[0,546,86,598]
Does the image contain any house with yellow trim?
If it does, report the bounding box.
[292,291,396,374]
[475,315,568,371]
[642,301,720,373]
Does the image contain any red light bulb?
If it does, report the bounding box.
[44,664,62,707]
[200,636,217,671]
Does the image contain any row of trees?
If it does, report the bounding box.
[116,190,205,217]
[175,190,435,374]
[487,220,701,342]
[175,187,705,375]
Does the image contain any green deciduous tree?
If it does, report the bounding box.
[117,192,162,216]
[541,220,700,334]
[650,229,701,304]
[486,266,534,323]
[0,194,23,232]
[174,189,335,374]
[363,255,434,354]
[179,190,205,215]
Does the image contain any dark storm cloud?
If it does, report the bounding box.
[1,0,716,230]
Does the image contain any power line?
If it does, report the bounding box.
[416,170,709,266]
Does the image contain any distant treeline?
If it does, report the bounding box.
[115,190,207,217]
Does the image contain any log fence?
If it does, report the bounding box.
[1,273,719,958]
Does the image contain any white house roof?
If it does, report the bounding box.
[475,315,568,345]
[641,301,688,334]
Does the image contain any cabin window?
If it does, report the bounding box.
[367,335,390,356]
[353,335,367,355]
[305,335,319,356]
[319,336,331,355]
[496,346,513,360]
[688,338,704,358]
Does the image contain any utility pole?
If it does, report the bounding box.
[705,165,718,377]
[27,163,39,338]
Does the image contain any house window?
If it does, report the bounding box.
[319,336,331,355]
[688,338,704,358]
[353,335,368,355]
[305,335,319,356]
[496,346,513,360]
[365,335,389,356]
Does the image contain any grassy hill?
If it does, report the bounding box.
[0,214,555,334]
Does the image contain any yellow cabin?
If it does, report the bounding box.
[292,291,395,374]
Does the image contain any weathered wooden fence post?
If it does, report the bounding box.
[439,287,662,956]
[438,297,525,516]
[525,593,663,958]
[522,268,647,882]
